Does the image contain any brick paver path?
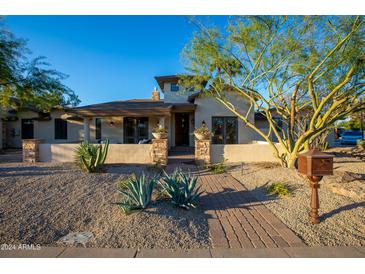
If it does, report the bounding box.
[199,172,306,249]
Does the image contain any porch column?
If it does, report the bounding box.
[23,139,41,162]
[195,139,211,166]
[158,116,166,128]
[83,118,90,141]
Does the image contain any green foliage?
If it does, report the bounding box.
[117,173,156,214]
[118,173,136,190]
[152,125,168,133]
[74,139,109,173]
[159,169,203,209]
[181,16,365,168]
[209,159,226,174]
[194,125,212,136]
[357,139,365,150]
[337,119,363,130]
[267,183,291,198]
[0,19,79,112]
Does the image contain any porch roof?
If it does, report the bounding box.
[66,99,196,117]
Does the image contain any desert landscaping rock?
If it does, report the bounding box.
[58,232,94,247]
[231,154,365,247]
[0,162,210,249]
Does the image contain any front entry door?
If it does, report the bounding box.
[175,113,189,146]
[21,119,34,139]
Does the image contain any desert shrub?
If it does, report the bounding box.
[267,183,291,198]
[117,173,156,214]
[118,173,136,190]
[357,139,365,150]
[74,139,109,172]
[209,159,226,174]
[159,169,203,209]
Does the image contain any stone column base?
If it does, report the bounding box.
[23,139,41,163]
[195,139,211,166]
[152,139,168,166]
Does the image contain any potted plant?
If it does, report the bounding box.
[194,125,212,140]
[152,125,168,139]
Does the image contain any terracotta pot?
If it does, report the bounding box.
[152,132,168,139]
[194,132,210,140]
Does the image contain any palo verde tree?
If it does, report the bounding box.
[181,16,365,168]
[0,18,80,113]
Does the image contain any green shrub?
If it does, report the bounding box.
[74,139,109,172]
[357,139,365,150]
[267,183,291,198]
[118,173,136,190]
[117,173,156,214]
[152,125,168,133]
[209,159,226,174]
[159,169,203,209]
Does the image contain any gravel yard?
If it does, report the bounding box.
[0,162,210,249]
[230,152,365,247]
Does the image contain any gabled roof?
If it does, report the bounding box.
[67,99,196,117]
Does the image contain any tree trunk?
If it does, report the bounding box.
[287,153,297,169]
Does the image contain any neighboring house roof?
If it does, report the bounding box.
[67,99,196,117]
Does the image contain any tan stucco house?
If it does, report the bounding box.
[1,75,258,150]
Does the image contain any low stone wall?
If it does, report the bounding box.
[39,143,154,164]
[211,143,283,164]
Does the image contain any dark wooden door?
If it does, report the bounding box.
[21,119,34,139]
[175,113,189,146]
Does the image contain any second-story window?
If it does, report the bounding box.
[171,83,179,92]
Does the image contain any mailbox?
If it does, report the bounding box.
[298,149,334,177]
[297,149,334,224]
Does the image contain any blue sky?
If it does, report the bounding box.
[4,16,228,106]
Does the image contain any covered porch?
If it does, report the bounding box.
[65,100,196,147]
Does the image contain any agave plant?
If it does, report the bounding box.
[117,173,156,214]
[74,139,109,172]
[159,169,203,209]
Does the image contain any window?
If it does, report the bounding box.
[170,83,179,92]
[21,119,34,139]
[55,118,67,139]
[212,117,238,144]
[124,117,149,144]
[95,118,102,140]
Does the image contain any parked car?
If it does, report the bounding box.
[340,130,363,145]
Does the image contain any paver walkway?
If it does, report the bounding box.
[165,149,305,249]
[198,172,305,248]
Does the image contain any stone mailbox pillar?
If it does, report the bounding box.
[195,139,211,166]
[152,139,168,166]
[23,139,41,163]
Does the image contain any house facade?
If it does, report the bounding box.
[1,75,256,149]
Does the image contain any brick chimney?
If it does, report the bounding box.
[152,87,160,101]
